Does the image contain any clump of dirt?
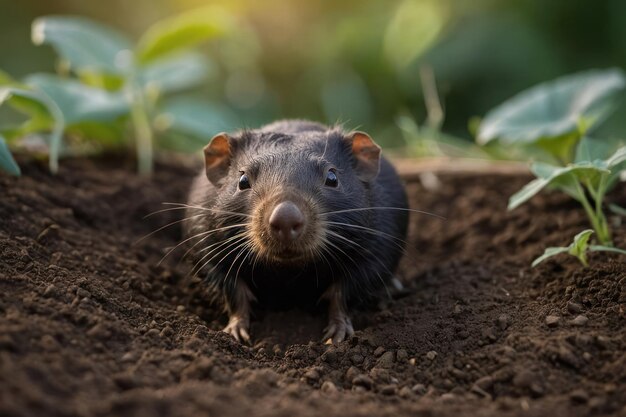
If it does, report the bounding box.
[0,156,624,417]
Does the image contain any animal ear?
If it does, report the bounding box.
[345,131,381,182]
[203,132,233,185]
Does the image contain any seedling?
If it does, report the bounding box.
[0,7,240,175]
[509,138,626,246]
[533,229,626,267]
[477,69,626,264]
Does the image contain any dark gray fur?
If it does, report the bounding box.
[185,120,408,310]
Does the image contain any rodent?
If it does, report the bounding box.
[184,120,408,344]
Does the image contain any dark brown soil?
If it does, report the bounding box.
[1,157,625,417]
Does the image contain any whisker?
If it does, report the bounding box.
[325,229,395,279]
[159,223,249,266]
[325,221,408,253]
[321,206,445,220]
[161,202,253,218]
[191,234,247,277]
[135,213,207,244]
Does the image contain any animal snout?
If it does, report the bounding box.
[268,201,305,244]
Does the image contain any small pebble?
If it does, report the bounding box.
[373,346,386,357]
[409,358,416,366]
[438,393,457,403]
[43,284,57,297]
[396,349,408,362]
[567,301,583,314]
[474,375,494,391]
[572,315,589,326]
[321,380,337,393]
[304,369,320,382]
[352,374,374,390]
[377,351,395,368]
[380,384,396,395]
[570,389,589,404]
[545,315,560,327]
[426,350,438,361]
[497,314,510,330]
[411,383,427,394]
[398,386,413,398]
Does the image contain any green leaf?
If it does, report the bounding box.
[0,86,65,172]
[136,6,235,64]
[568,229,594,265]
[575,136,613,163]
[531,246,570,267]
[605,146,626,169]
[0,134,20,175]
[589,245,626,256]
[138,52,213,94]
[25,74,129,124]
[32,16,133,75]
[0,69,15,85]
[477,68,626,146]
[155,98,237,149]
[609,203,626,216]
[508,162,608,209]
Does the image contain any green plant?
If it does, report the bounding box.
[0,7,239,175]
[533,229,626,267]
[476,68,626,264]
[477,68,626,165]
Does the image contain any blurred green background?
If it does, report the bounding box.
[2,0,626,148]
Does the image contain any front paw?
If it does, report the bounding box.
[223,315,251,344]
[322,315,354,345]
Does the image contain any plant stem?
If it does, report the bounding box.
[129,85,153,175]
[575,180,612,246]
[593,175,612,245]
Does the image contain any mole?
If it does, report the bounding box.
[184,120,408,344]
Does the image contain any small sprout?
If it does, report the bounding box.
[533,230,626,267]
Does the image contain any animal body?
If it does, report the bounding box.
[184,120,408,344]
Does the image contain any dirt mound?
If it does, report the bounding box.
[1,157,624,417]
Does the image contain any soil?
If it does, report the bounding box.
[1,156,625,417]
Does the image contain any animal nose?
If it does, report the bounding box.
[269,201,305,244]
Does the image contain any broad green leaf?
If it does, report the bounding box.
[25,74,129,124]
[136,6,235,64]
[575,136,613,163]
[32,16,133,75]
[0,134,20,175]
[155,98,237,145]
[509,163,608,209]
[0,86,65,172]
[607,151,626,189]
[531,246,569,267]
[138,52,213,94]
[477,68,626,146]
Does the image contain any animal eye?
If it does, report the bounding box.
[238,173,251,190]
[325,169,338,187]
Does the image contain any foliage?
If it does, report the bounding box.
[0,7,239,175]
[532,229,626,267]
[477,68,626,164]
[477,69,626,264]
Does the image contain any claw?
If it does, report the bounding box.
[322,315,354,345]
[223,315,251,344]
